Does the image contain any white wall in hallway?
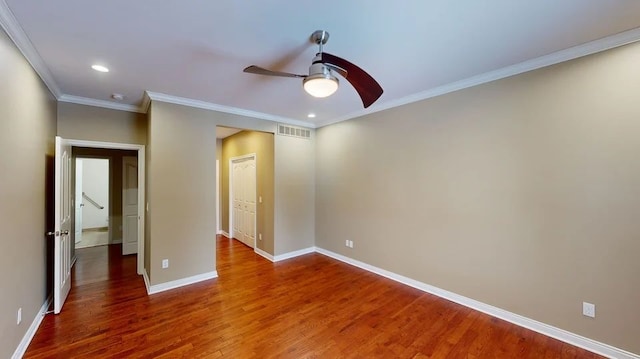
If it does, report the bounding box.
[80,158,109,229]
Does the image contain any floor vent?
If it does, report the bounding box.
[278,124,311,139]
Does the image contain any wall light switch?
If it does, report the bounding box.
[162,259,169,269]
[259,196,263,203]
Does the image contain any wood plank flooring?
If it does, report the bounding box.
[25,236,603,358]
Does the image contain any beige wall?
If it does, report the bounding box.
[0,29,57,358]
[315,42,640,354]
[221,131,275,254]
[58,102,147,145]
[147,102,218,285]
[274,134,315,255]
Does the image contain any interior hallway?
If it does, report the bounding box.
[24,237,603,358]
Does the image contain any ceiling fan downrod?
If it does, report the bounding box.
[311,30,329,54]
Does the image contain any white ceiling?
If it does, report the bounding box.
[3,1,640,127]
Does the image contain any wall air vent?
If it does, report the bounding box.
[278,124,311,139]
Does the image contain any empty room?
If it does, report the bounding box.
[1,1,640,358]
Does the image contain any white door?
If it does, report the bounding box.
[122,156,138,255]
[54,136,72,314]
[242,159,256,247]
[232,161,244,242]
[231,156,256,248]
[74,159,83,244]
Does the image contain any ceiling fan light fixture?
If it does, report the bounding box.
[303,73,338,98]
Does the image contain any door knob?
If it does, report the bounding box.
[47,231,57,236]
[61,230,69,235]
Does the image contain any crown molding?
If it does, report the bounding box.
[58,94,145,113]
[145,91,316,128]
[140,92,151,113]
[0,0,61,98]
[316,26,640,128]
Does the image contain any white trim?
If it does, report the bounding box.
[254,246,317,262]
[219,230,230,238]
[315,27,640,128]
[0,0,61,98]
[146,270,218,295]
[314,247,639,359]
[274,247,316,262]
[12,295,52,359]
[140,92,152,113]
[254,247,274,262]
[146,91,315,128]
[71,255,77,268]
[59,95,145,113]
[216,160,220,234]
[142,269,151,294]
[66,139,146,276]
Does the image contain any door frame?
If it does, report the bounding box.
[67,139,146,275]
[216,159,220,234]
[229,153,256,245]
[122,155,139,255]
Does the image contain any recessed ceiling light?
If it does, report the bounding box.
[307,113,316,118]
[91,64,109,73]
[111,93,124,101]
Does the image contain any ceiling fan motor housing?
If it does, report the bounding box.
[303,63,339,98]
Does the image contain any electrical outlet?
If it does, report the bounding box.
[259,233,262,240]
[162,259,169,269]
[583,302,596,318]
[17,308,21,325]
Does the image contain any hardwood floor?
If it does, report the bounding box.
[25,236,602,358]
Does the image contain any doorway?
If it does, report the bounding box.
[230,154,257,248]
[68,139,145,275]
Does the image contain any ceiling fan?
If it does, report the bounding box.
[243,30,383,108]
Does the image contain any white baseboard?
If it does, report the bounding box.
[254,246,316,262]
[314,247,639,359]
[146,270,219,295]
[12,295,52,359]
[71,255,77,268]
[254,247,274,261]
[219,231,230,238]
[274,247,316,262]
[142,269,151,294]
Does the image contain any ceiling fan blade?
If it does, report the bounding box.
[243,65,306,78]
[320,52,383,108]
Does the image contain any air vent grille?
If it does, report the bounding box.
[278,124,311,139]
